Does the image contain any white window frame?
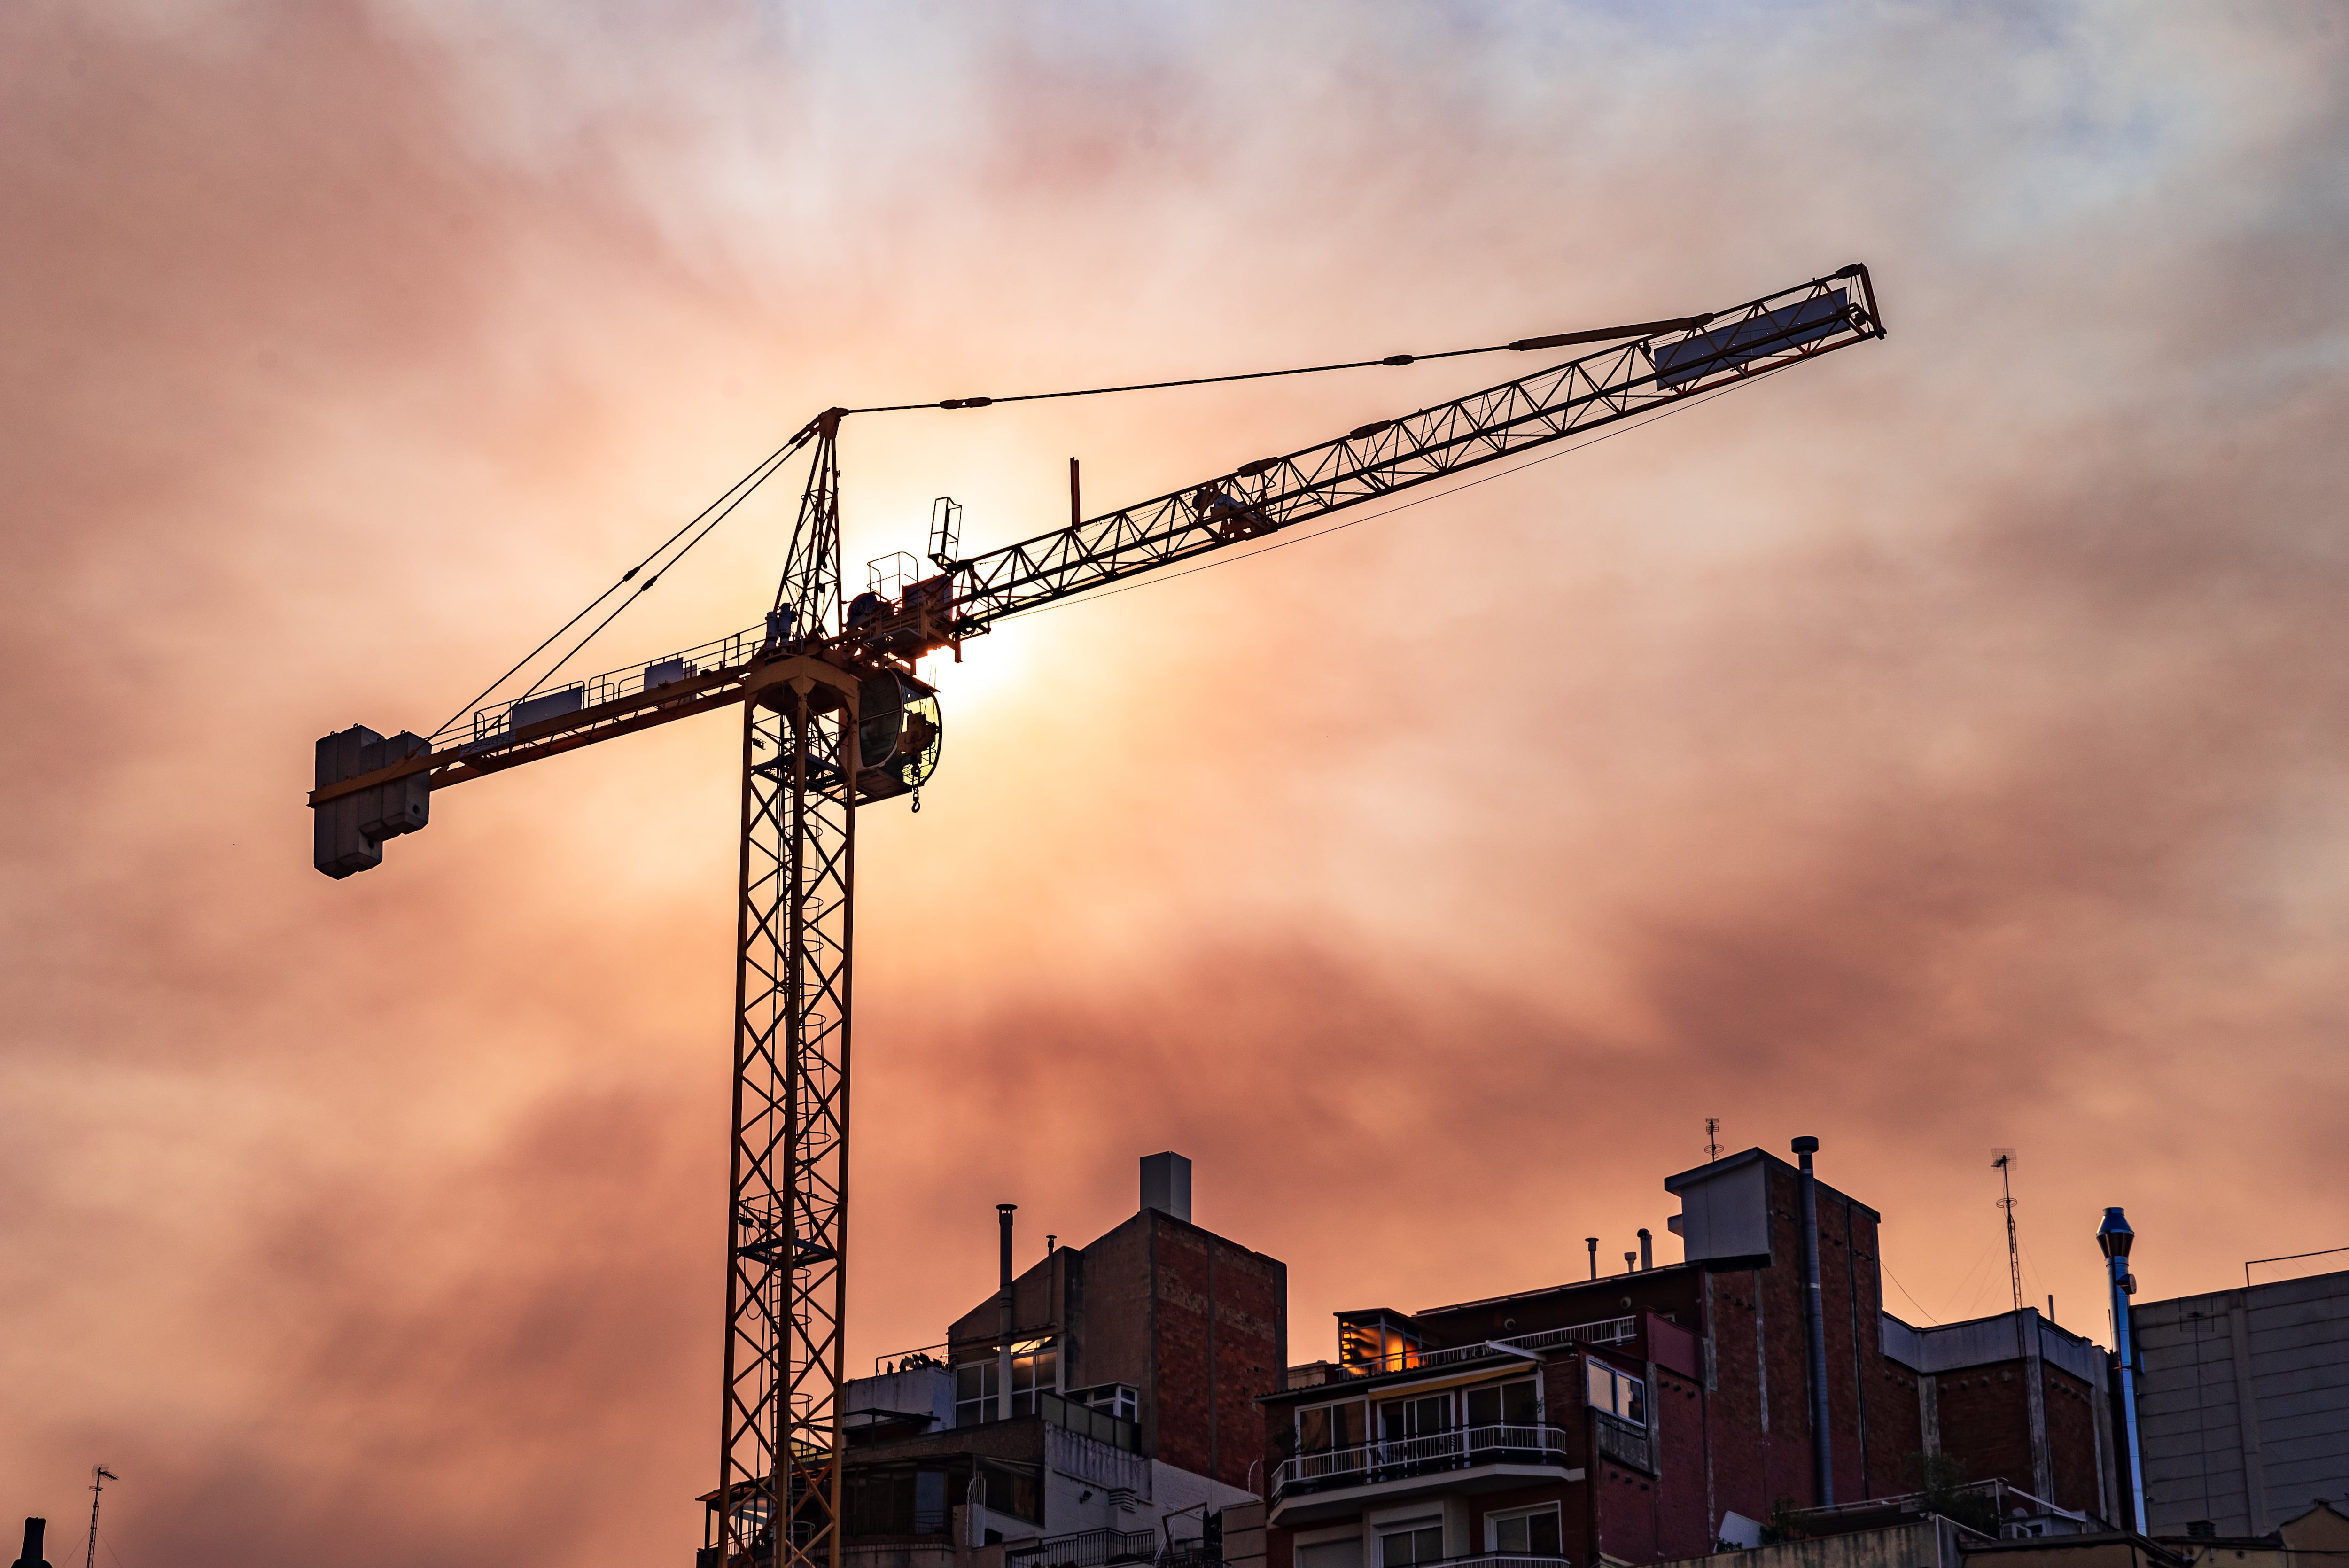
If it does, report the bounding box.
[1484,1503,1563,1556]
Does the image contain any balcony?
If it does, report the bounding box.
[1268,1425,1582,1524]
[1284,1318,1636,1389]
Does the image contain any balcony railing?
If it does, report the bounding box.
[1004,1527,1161,1568]
[1284,1317,1636,1388]
[1422,1556,1572,1568]
[1272,1424,1574,1501]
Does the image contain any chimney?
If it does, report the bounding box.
[1792,1137,1834,1506]
[2099,1206,2147,1533]
[1637,1228,1653,1272]
[1586,1237,1598,1280]
[1140,1152,1191,1222]
[996,1203,1017,1422]
[16,1519,47,1568]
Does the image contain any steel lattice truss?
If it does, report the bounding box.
[950,267,1881,628]
[719,426,856,1568]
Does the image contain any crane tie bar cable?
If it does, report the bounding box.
[844,314,1711,415]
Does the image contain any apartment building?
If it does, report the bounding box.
[1255,1145,2121,1568]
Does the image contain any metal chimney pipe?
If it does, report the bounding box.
[1793,1137,1834,1506]
[2099,1207,2147,1533]
[17,1519,47,1568]
[1638,1228,1653,1272]
[997,1203,1017,1422]
[1586,1238,1598,1280]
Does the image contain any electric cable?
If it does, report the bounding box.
[1882,1258,1943,1327]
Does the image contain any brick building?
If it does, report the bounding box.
[1255,1145,2122,1568]
[809,1153,1278,1568]
[943,1155,1287,1491]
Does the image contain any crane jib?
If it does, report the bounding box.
[948,269,1880,627]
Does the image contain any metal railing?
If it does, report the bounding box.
[452,621,767,746]
[1004,1528,1161,1568]
[1271,1424,1573,1500]
[1419,1556,1572,1568]
[1284,1317,1636,1387]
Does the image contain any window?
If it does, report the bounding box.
[1585,1360,1646,1427]
[1339,1312,1422,1373]
[1465,1378,1540,1430]
[1377,1393,1454,1442]
[1071,1382,1138,1422]
[1379,1522,1445,1567]
[1487,1506,1563,1557]
[1298,1398,1369,1454]
[955,1339,1058,1426]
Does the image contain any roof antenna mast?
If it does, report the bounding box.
[84,1466,116,1568]
[1704,1117,1722,1163]
[1992,1149,2023,1314]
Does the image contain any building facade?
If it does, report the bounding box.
[1255,1147,2122,1568]
[2130,1269,2349,1537]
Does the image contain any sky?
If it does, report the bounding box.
[4,0,2347,1561]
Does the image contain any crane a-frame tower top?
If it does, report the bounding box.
[306,264,1885,1568]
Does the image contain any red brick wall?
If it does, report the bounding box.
[1871,1356,1927,1493]
[1650,1358,1714,1559]
[1931,1360,2036,1492]
[1151,1214,1285,1489]
[2042,1363,2102,1515]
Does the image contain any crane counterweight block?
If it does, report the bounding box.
[311,724,430,877]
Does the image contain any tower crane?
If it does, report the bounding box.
[306,264,1885,1568]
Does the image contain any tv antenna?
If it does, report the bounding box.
[1704,1117,1722,1162]
[1992,1149,2023,1314]
[84,1466,117,1568]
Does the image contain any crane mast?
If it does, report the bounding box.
[305,264,1885,1568]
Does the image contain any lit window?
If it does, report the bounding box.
[1339,1312,1422,1373]
[1379,1523,1444,1567]
[1488,1506,1562,1557]
[1585,1360,1645,1427]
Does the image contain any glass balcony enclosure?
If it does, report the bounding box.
[956,1338,1058,1425]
